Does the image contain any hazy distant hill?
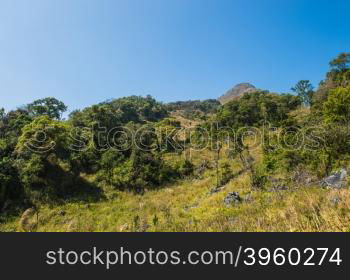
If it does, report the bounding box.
[218,83,257,104]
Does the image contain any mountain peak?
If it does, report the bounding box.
[218,83,256,104]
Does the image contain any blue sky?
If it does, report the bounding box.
[0,0,349,114]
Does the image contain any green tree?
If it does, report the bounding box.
[100,150,124,185]
[0,156,21,208]
[291,80,314,106]
[323,87,350,124]
[0,109,33,138]
[216,91,300,128]
[27,97,67,120]
[15,116,74,200]
[0,108,5,120]
[155,118,182,152]
[330,52,350,72]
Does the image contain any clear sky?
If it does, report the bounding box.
[0,0,349,114]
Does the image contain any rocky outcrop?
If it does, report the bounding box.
[223,192,242,206]
[321,168,348,188]
[218,83,257,104]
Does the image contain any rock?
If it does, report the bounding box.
[321,168,348,188]
[224,192,242,206]
[218,83,257,104]
[19,208,38,232]
[291,168,316,185]
[330,197,342,206]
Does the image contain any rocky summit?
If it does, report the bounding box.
[218,83,256,104]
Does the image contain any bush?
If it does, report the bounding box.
[14,116,76,201]
[0,157,22,208]
[175,159,194,178]
[251,167,267,189]
[323,87,350,124]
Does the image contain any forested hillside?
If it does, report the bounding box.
[1,53,350,232]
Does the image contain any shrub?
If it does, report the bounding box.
[175,159,194,178]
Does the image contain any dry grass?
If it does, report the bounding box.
[1,141,350,232]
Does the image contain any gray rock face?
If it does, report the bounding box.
[218,83,256,104]
[224,192,242,206]
[321,168,348,188]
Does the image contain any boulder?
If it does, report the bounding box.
[321,168,348,188]
[224,192,242,206]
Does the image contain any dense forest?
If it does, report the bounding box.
[165,99,221,119]
[1,53,350,232]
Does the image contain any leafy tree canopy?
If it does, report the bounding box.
[323,87,350,124]
[216,91,301,128]
[291,80,314,106]
[330,52,350,72]
[26,97,67,120]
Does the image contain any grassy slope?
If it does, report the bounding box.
[1,141,350,232]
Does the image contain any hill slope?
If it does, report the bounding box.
[218,83,257,104]
[2,138,350,232]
